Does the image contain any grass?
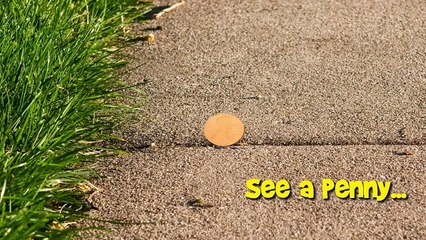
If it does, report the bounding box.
[0,0,150,238]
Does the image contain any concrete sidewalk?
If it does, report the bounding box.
[84,0,426,239]
[86,146,425,239]
[119,0,425,147]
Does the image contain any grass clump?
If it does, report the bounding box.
[0,0,150,238]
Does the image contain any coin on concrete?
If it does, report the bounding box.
[203,114,244,147]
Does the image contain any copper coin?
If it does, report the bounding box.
[203,114,245,147]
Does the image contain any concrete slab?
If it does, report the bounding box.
[84,145,426,239]
[118,0,426,147]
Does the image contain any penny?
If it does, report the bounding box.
[203,114,244,147]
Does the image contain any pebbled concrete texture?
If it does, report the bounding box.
[81,0,426,239]
[84,146,426,239]
[118,0,426,148]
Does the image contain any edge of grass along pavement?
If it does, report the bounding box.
[0,0,151,239]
